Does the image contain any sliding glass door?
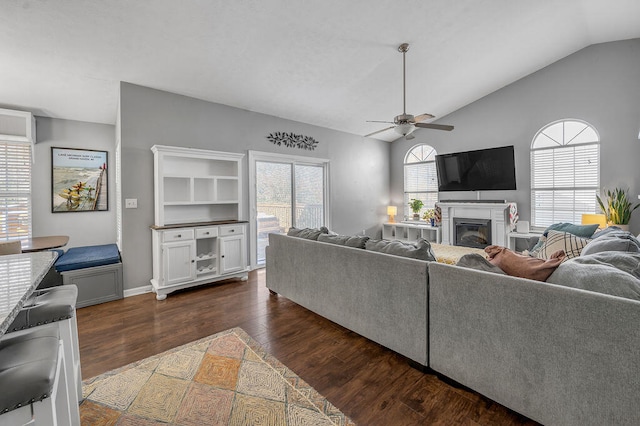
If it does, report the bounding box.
[250,152,329,267]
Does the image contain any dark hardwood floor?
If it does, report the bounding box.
[77,269,538,425]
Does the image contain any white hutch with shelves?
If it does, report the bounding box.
[150,145,248,300]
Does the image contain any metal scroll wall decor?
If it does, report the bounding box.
[267,132,319,151]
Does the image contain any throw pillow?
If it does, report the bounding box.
[287,226,329,240]
[317,233,369,249]
[529,222,599,253]
[456,253,506,275]
[542,222,599,238]
[485,245,565,281]
[365,238,436,261]
[535,230,591,261]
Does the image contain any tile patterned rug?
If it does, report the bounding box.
[80,327,354,425]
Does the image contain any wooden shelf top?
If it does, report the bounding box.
[150,220,248,230]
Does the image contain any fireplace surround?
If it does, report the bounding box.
[437,201,515,247]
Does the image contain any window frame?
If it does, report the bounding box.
[530,119,600,229]
[248,150,330,269]
[0,140,32,241]
[403,144,438,219]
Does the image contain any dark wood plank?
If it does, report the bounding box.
[76,269,539,426]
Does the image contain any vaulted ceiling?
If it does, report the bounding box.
[1,0,639,141]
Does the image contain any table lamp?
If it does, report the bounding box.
[387,206,397,223]
[581,213,607,229]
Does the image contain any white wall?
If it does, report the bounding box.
[33,117,117,248]
[119,82,390,291]
[391,38,640,235]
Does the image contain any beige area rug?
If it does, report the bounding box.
[80,327,354,425]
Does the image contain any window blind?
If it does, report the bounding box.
[404,161,438,210]
[0,141,32,241]
[531,143,599,228]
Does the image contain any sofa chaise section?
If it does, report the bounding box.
[428,261,640,426]
[266,233,429,367]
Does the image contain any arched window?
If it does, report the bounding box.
[404,144,438,218]
[530,119,600,228]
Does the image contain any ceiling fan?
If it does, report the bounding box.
[365,43,454,140]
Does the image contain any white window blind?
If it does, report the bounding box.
[404,144,438,215]
[531,120,599,228]
[0,141,32,241]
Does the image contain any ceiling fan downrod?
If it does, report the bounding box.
[398,43,409,116]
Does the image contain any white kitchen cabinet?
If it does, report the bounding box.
[220,234,245,274]
[151,223,248,300]
[150,145,248,300]
[162,240,196,286]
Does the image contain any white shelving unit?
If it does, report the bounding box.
[152,145,243,226]
[382,222,442,244]
[150,145,248,300]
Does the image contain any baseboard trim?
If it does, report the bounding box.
[124,285,152,298]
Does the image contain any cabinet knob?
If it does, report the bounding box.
[230,229,235,233]
[191,259,195,263]
[221,255,225,258]
[204,232,209,235]
[176,234,182,238]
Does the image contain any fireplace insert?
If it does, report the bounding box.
[454,218,492,249]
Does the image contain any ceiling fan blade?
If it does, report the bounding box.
[366,120,395,124]
[415,123,454,131]
[365,126,395,137]
[413,113,435,123]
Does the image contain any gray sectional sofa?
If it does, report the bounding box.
[266,231,640,426]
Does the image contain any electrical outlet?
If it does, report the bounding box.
[125,198,138,209]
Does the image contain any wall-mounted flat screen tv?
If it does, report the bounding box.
[435,145,516,191]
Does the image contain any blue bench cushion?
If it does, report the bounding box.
[55,244,121,272]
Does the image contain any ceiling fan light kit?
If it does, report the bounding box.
[365,43,454,140]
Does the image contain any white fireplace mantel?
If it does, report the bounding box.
[437,201,516,247]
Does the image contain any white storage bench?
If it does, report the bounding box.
[55,244,123,308]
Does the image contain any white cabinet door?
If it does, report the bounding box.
[162,240,196,286]
[219,234,245,275]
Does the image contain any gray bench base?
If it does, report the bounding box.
[61,263,123,308]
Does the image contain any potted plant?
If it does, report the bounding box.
[408,198,424,220]
[596,187,640,231]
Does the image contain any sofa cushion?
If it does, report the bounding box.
[317,233,369,249]
[581,232,640,256]
[287,226,329,240]
[547,252,640,300]
[55,244,121,272]
[485,245,565,281]
[535,230,591,261]
[365,238,436,261]
[456,253,506,275]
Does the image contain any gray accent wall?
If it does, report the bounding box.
[391,39,640,235]
[33,117,117,248]
[119,82,389,290]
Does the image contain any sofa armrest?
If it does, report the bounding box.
[428,262,640,426]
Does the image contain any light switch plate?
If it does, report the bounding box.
[125,198,138,208]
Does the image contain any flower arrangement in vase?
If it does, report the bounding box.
[422,208,437,226]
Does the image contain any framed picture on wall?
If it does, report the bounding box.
[51,147,108,212]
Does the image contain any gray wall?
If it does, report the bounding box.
[33,117,117,248]
[119,82,389,290]
[391,38,640,235]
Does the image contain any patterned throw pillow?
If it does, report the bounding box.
[535,230,591,261]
